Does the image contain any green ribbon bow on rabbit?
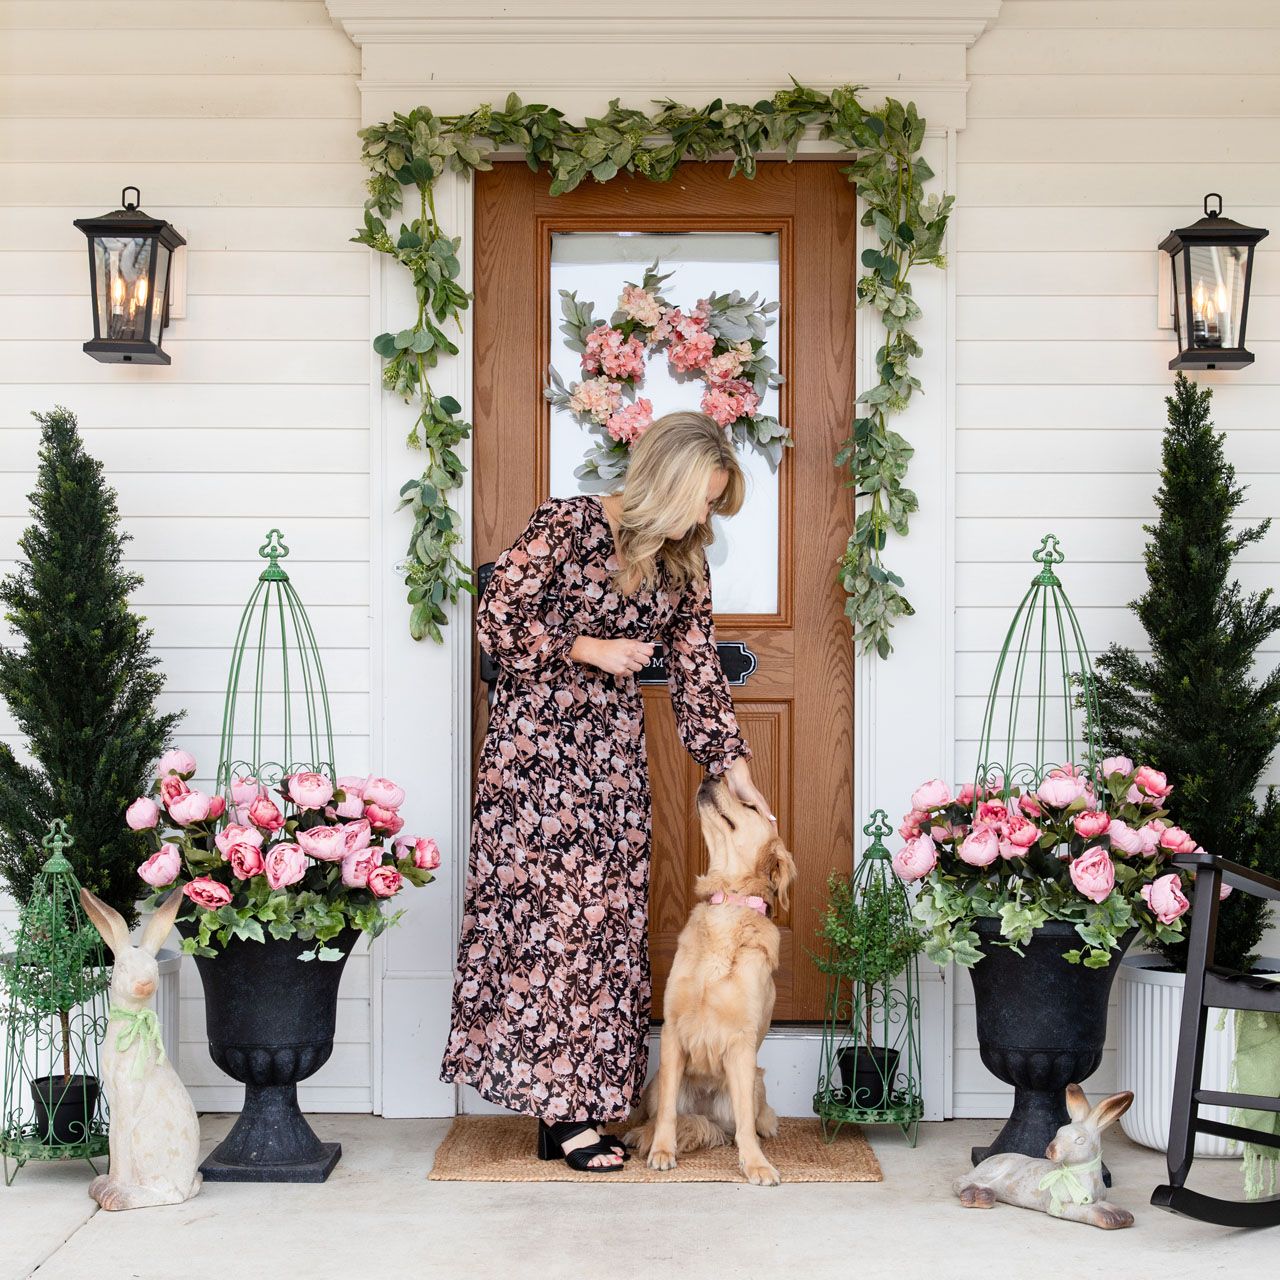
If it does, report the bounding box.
[111,1005,166,1080]
[1038,1155,1101,1216]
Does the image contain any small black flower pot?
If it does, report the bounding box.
[182,924,360,1183]
[969,919,1134,1186]
[29,1073,100,1147]
[836,1045,901,1111]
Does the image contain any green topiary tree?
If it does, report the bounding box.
[1094,374,1280,971]
[0,407,181,926]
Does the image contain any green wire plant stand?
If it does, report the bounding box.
[216,528,337,793]
[973,532,1100,803]
[1,820,110,1185]
[813,810,924,1146]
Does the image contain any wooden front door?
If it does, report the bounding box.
[472,160,855,1020]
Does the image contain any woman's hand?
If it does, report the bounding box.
[571,636,655,678]
[725,757,776,824]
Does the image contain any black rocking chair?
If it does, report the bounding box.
[1151,851,1280,1228]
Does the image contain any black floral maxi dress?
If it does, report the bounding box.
[440,495,750,1123]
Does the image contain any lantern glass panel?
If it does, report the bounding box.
[1172,250,1188,350]
[91,235,154,344]
[1186,242,1248,351]
[149,246,170,342]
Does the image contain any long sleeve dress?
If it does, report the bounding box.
[440,494,750,1122]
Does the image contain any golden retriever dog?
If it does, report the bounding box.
[624,774,796,1185]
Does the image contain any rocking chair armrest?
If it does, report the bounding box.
[1173,852,1280,902]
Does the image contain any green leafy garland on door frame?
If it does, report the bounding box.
[353,81,952,656]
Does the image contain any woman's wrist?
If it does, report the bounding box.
[569,636,596,665]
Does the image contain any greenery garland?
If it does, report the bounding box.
[354,81,951,656]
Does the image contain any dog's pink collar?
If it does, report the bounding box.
[708,890,770,917]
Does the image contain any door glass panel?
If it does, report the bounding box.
[548,231,781,615]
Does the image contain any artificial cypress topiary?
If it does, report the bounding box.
[1095,374,1280,971]
[0,407,181,926]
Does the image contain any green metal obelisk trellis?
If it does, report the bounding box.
[972,533,1100,808]
[216,528,336,794]
[1,820,110,1184]
[813,811,924,1146]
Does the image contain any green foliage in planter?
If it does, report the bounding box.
[0,408,182,925]
[1094,375,1280,971]
[816,869,922,1045]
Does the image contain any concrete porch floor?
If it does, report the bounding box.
[3,1114,1270,1280]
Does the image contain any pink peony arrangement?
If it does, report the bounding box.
[126,750,438,959]
[544,260,787,478]
[894,761,1202,967]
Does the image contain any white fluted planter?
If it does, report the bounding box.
[1116,953,1259,1159]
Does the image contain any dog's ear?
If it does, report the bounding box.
[760,837,797,914]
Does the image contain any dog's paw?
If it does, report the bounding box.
[957,1184,996,1209]
[755,1106,779,1140]
[647,1146,678,1172]
[741,1156,781,1187]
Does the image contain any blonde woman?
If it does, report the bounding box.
[441,411,772,1171]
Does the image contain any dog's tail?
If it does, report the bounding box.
[674,1113,729,1155]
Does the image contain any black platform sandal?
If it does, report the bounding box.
[588,1117,630,1160]
[537,1120,625,1172]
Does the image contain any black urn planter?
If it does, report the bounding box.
[30,1073,100,1147]
[969,918,1134,1185]
[182,924,359,1183]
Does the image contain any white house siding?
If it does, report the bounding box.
[0,0,374,1113]
[951,0,1280,1117]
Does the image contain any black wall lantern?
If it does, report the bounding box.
[1160,194,1268,371]
[73,187,186,365]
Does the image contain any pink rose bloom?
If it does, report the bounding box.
[137,843,181,887]
[1220,881,1233,901]
[363,777,406,809]
[1036,774,1088,809]
[126,797,159,831]
[167,789,213,826]
[1018,792,1043,818]
[265,843,307,890]
[366,803,404,836]
[977,800,1009,828]
[396,836,441,871]
[1159,825,1198,856]
[1137,821,1165,855]
[337,775,367,799]
[248,795,285,831]
[1134,765,1173,800]
[207,795,226,820]
[333,783,365,820]
[296,825,350,863]
[1142,872,1190,924]
[892,835,938,883]
[341,847,379,889]
[287,771,334,811]
[343,818,372,855]
[367,865,403,899]
[956,782,977,807]
[1101,756,1134,778]
[184,876,232,910]
[605,398,654,446]
[230,774,261,805]
[215,823,264,857]
[156,749,196,778]
[1069,846,1116,904]
[1073,811,1112,839]
[159,774,190,808]
[958,826,1001,868]
[1107,819,1145,856]
[1003,815,1040,850]
[228,842,265,880]
[911,779,951,811]
[898,808,928,841]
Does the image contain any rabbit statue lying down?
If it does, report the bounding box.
[80,888,202,1211]
[954,1084,1135,1230]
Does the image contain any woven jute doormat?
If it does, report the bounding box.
[427,1116,882,1184]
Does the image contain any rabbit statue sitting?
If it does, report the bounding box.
[954,1084,1135,1230]
[80,888,202,1210]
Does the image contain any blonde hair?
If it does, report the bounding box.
[613,412,745,595]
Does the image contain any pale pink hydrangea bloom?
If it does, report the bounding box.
[700,378,761,426]
[568,376,623,425]
[619,284,663,328]
[605,398,654,445]
[703,341,754,385]
[582,326,646,380]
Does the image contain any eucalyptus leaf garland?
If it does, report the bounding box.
[354,81,951,655]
